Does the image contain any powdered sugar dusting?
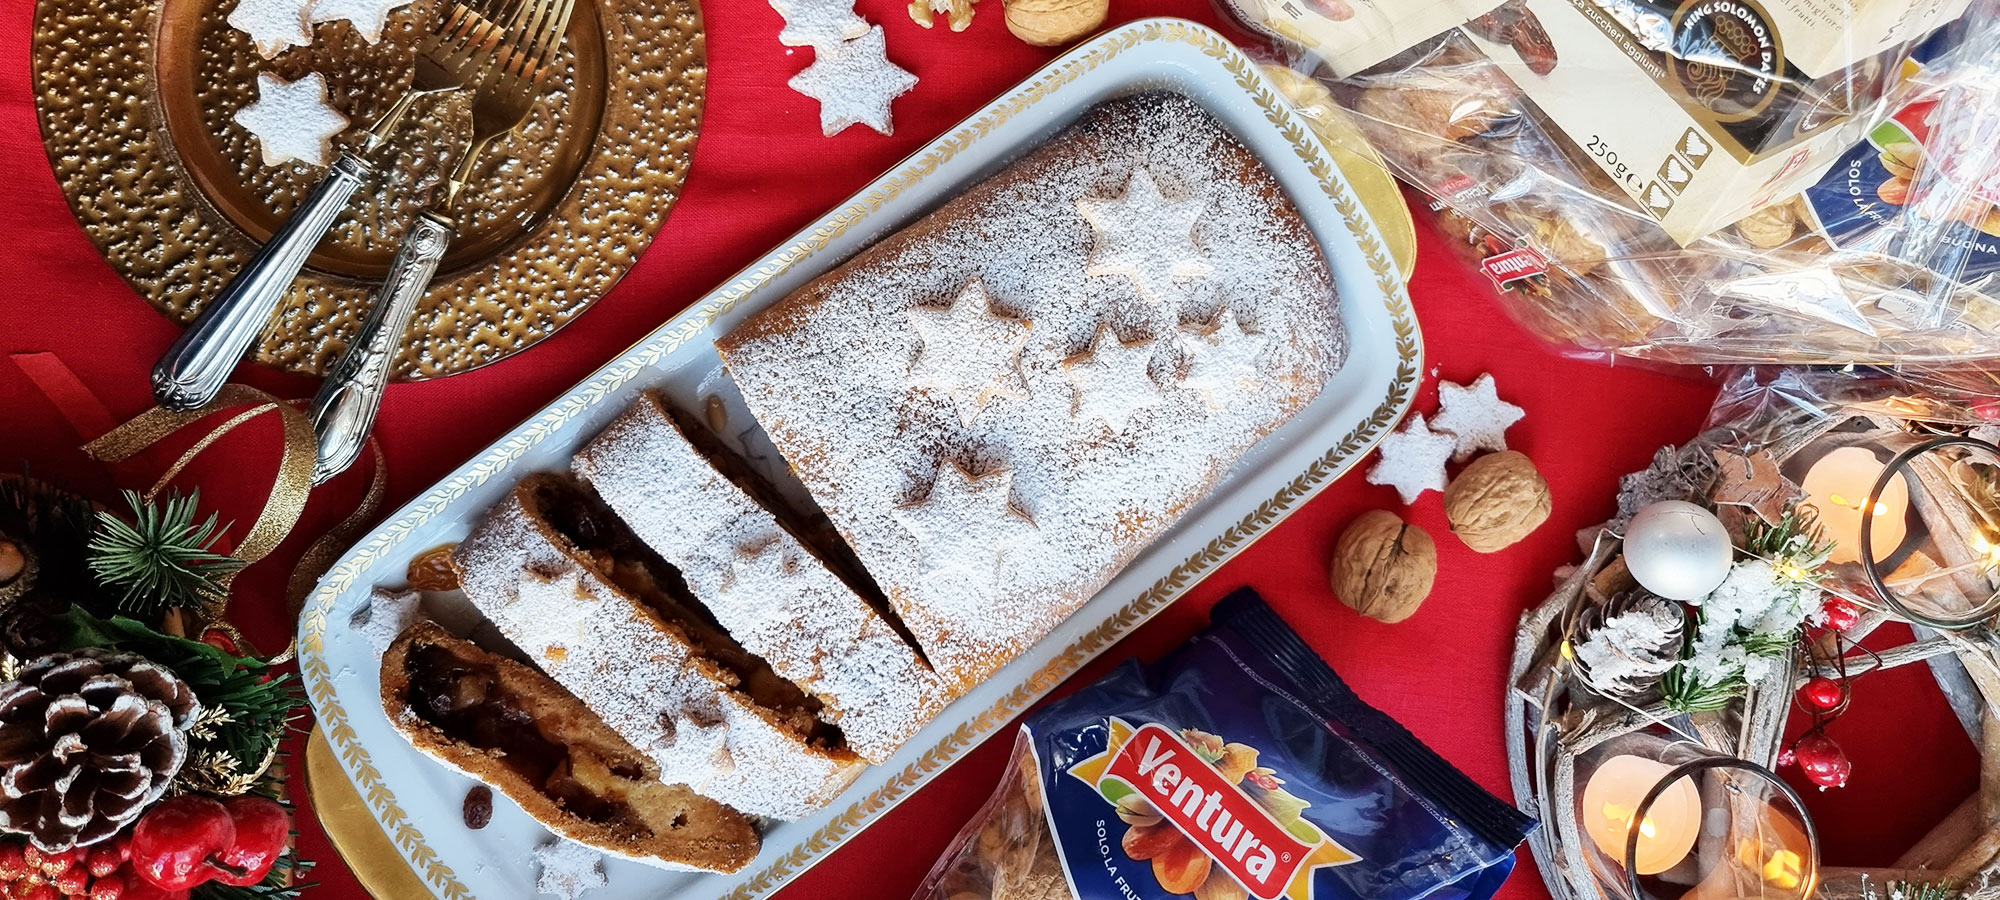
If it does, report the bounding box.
[227,0,313,57]
[909,280,1033,426]
[768,0,868,48]
[1077,167,1216,305]
[719,93,1344,688]
[1177,307,1271,411]
[572,396,950,762]
[1062,325,1163,434]
[785,25,917,136]
[533,838,606,899]
[453,492,864,819]
[350,587,422,653]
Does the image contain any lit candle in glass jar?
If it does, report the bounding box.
[1800,447,1907,566]
[1581,755,1701,875]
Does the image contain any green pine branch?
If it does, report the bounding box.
[87,490,245,617]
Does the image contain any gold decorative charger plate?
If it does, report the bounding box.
[297,19,1422,900]
[30,0,705,379]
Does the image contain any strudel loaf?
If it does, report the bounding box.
[451,474,866,819]
[381,622,760,872]
[572,390,951,762]
[717,91,1345,691]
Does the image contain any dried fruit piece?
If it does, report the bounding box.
[1195,866,1250,900]
[406,545,461,591]
[1444,451,1552,552]
[1215,744,1259,784]
[1330,510,1437,623]
[1152,838,1211,894]
[1120,823,1181,862]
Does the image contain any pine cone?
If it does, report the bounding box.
[0,650,200,851]
[1573,591,1686,699]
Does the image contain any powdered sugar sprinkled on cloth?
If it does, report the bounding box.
[1077,167,1216,306]
[234,72,348,167]
[452,485,864,819]
[786,25,917,136]
[571,394,950,762]
[533,838,606,899]
[228,0,313,56]
[308,0,414,43]
[1367,413,1455,504]
[768,0,869,48]
[719,93,1344,688]
[1431,373,1524,462]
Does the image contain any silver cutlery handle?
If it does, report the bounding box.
[309,210,455,484]
[151,153,374,411]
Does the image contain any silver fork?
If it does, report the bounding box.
[307,0,576,483]
[148,0,514,412]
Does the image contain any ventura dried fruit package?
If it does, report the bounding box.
[1221,0,2000,365]
[914,588,1534,900]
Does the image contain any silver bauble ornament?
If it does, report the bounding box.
[1622,500,1732,601]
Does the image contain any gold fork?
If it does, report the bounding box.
[308,0,576,483]
[151,0,521,411]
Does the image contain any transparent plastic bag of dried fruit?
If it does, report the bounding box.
[1219,0,2000,365]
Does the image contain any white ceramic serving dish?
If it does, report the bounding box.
[297,18,1422,899]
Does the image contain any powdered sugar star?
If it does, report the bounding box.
[768,0,868,48]
[1077,167,1214,306]
[659,708,735,776]
[309,0,414,43]
[1431,374,1524,462]
[1177,307,1269,410]
[349,587,422,653]
[908,280,1033,425]
[1367,414,1456,504]
[228,0,314,56]
[1063,326,1161,433]
[787,25,918,136]
[533,838,606,899]
[234,72,348,167]
[894,462,1037,589]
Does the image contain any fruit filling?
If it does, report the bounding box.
[526,475,844,748]
[405,642,649,830]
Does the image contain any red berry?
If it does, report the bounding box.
[208,797,288,888]
[15,885,55,900]
[86,879,121,900]
[1795,733,1852,789]
[1821,598,1862,632]
[0,843,27,880]
[23,847,43,872]
[85,847,120,880]
[129,797,234,891]
[1800,677,1845,711]
[40,847,82,876]
[116,875,182,900]
[54,867,87,896]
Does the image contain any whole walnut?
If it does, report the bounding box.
[1445,451,1552,552]
[1330,510,1437,623]
[1002,0,1107,46]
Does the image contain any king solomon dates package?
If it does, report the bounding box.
[915,588,1535,900]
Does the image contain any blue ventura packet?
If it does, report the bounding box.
[917,587,1535,900]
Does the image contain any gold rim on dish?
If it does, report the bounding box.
[298,20,1422,900]
[30,0,706,380]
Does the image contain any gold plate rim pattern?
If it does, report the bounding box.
[296,19,1422,900]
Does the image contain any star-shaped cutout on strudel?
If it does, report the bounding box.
[1077,168,1214,306]
[1176,307,1270,409]
[892,462,1038,590]
[1063,326,1162,434]
[718,537,799,599]
[908,280,1033,425]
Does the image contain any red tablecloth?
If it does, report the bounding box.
[0,0,1981,897]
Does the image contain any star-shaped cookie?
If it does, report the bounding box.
[908,280,1033,425]
[769,0,868,48]
[1366,413,1456,504]
[228,0,313,57]
[892,462,1037,585]
[1431,373,1524,462]
[1177,307,1270,409]
[1077,167,1214,306]
[309,0,415,43]
[233,72,349,167]
[533,839,607,900]
[786,25,918,136]
[1063,326,1161,433]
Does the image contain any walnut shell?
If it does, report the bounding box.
[1444,451,1552,552]
[1330,510,1437,623]
[1002,0,1107,46]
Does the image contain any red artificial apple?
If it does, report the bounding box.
[1794,733,1852,789]
[129,796,234,891]
[208,797,290,887]
[119,871,189,900]
[1799,676,1845,712]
